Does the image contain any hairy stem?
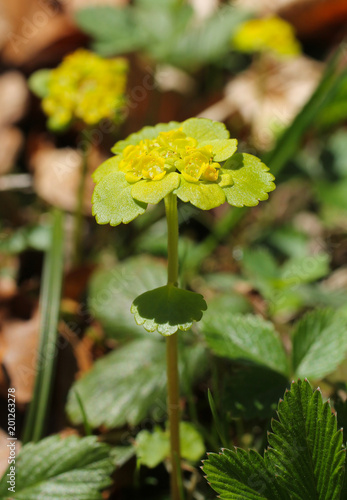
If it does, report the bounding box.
[164,193,182,500]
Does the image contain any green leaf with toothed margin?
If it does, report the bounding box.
[92,171,147,226]
[111,121,180,154]
[222,153,275,207]
[66,339,207,429]
[182,117,229,142]
[203,379,345,500]
[131,172,180,204]
[203,447,283,500]
[131,285,207,336]
[292,308,347,380]
[0,435,114,499]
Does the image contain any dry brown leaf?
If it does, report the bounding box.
[0,127,24,176]
[0,72,29,128]
[0,429,21,478]
[280,0,347,38]
[0,309,40,404]
[0,276,17,302]
[233,0,296,15]
[1,0,81,66]
[199,55,322,149]
[31,142,106,214]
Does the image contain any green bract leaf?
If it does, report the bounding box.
[136,422,205,468]
[111,121,180,154]
[222,153,275,207]
[131,172,180,204]
[175,177,226,210]
[92,156,121,184]
[66,339,206,428]
[88,256,167,339]
[0,435,114,500]
[92,171,147,225]
[28,69,51,98]
[203,380,345,500]
[201,312,289,376]
[182,117,229,143]
[200,139,238,161]
[131,285,207,336]
[292,308,347,380]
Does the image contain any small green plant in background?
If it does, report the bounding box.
[92,116,275,499]
[29,49,128,264]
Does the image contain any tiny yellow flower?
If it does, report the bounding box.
[41,49,128,131]
[233,16,301,58]
[92,118,276,226]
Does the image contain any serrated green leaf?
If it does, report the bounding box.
[203,380,345,500]
[292,309,347,380]
[280,253,330,286]
[92,156,121,184]
[267,380,345,500]
[131,285,207,336]
[66,339,167,428]
[28,69,51,98]
[92,171,147,226]
[203,448,284,500]
[182,118,229,142]
[0,435,114,500]
[66,339,206,428]
[199,139,238,161]
[201,312,288,376]
[88,256,167,339]
[222,153,275,207]
[131,172,180,204]
[175,176,226,210]
[111,122,180,154]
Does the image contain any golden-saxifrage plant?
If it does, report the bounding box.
[92,117,275,500]
[29,48,129,262]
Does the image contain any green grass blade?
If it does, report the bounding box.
[207,389,229,449]
[22,209,64,443]
[263,45,347,176]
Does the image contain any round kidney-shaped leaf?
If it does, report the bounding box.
[131,285,207,336]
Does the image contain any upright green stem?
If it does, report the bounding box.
[73,129,90,265]
[164,193,182,500]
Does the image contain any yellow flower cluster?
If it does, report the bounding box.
[42,49,128,130]
[233,16,301,57]
[119,129,221,184]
